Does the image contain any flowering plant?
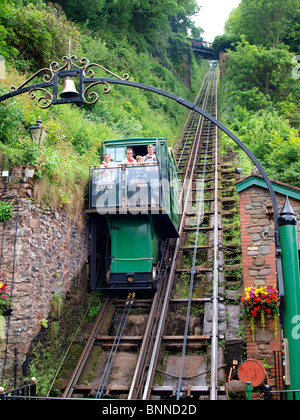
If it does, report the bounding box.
[0,282,11,316]
[241,286,279,341]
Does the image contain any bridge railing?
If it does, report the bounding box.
[189,38,212,50]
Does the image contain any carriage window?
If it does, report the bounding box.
[125,165,160,208]
[106,147,126,163]
[90,162,162,211]
[91,167,121,209]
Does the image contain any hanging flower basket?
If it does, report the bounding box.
[0,282,11,317]
[241,286,279,342]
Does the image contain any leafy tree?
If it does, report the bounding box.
[212,34,239,56]
[222,38,298,112]
[226,0,300,51]
[222,106,300,187]
[51,0,106,28]
[54,0,199,40]
[0,0,18,59]
[190,25,204,40]
[266,133,300,186]
[0,3,81,71]
[220,1,300,187]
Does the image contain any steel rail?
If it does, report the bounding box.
[174,71,209,153]
[95,293,135,399]
[209,68,219,401]
[177,70,215,215]
[176,72,211,167]
[142,69,215,400]
[128,272,167,399]
[175,70,216,400]
[62,297,111,398]
[128,242,171,400]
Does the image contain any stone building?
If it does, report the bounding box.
[236,175,300,388]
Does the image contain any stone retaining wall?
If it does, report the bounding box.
[0,166,89,383]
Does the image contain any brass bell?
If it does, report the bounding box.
[59,77,79,99]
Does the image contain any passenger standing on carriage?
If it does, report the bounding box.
[143,144,159,206]
[130,156,148,206]
[136,155,145,165]
[122,147,137,165]
[101,153,115,167]
[144,144,157,163]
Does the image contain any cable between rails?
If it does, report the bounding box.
[95,293,135,399]
[175,69,217,400]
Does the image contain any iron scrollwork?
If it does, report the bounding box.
[82,63,129,105]
[9,41,130,109]
[11,67,55,109]
[28,87,54,110]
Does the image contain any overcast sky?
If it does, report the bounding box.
[193,0,242,42]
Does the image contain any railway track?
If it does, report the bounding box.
[140,66,223,400]
[57,66,237,400]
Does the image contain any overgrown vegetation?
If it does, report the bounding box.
[0,0,207,211]
[0,1,207,394]
[216,0,300,186]
[0,200,13,222]
[23,269,104,396]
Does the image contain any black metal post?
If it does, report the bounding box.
[13,348,18,388]
[264,385,272,400]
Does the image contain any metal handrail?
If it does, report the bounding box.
[264,386,300,401]
[0,379,36,400]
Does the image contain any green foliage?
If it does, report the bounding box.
[221,103,300,186]
[220,1,300,188]
[0,94,27,144]
[24,278,90,396]
[0,200,13,222]
[41,319,48,329]
[55,0,199,37]
[212,34,239,55]
[222,39,297,106]
[0,0,17,56]
[190,25,204,40]
[0,2,207,211]
[50,294,64,319]
[226,0,300,51]
[0,3,81,71]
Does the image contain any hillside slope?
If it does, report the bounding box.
[0,0,207,209]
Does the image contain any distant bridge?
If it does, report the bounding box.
[189,39,215,60]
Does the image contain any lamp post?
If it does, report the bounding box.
[29,117,47,147]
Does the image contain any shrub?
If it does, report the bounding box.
[0,3,81,72]
[0,200,13,222]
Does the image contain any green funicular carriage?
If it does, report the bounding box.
[87,138,179,291]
